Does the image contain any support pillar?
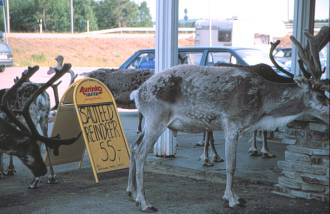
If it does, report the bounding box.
[291,0,315,76]
[153,0,178,157]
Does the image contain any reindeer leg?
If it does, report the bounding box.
[127,132,144,200]
[261,131,276,158]
[135,121,165,212]
[196,131,206,146]
[0,153,5,177]
[223,128,245,208]
[248,130,259,156]
[202,131,213,167]
[6,155,16,176]
[46,146,57,184]
[50,82,61,111]
[137,112,143,134]
[209,131,224,163]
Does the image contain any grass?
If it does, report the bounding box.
[8,34,194,67]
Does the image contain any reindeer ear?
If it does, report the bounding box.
[294,76,310,91]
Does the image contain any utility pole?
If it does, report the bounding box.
[5,0,9,33]
[70,0,74,33]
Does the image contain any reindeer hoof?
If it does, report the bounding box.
[142,206,158,213]
[249,150,261,157]
[6,167,16,176]
[203,160,214,167]
[212,155,224,163]
[29,178,41,189]
[195,140,205,147]
[127,192,134,201]
[47,175,58,184]
[262,153,276,159]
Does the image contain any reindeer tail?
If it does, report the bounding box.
[130,89,140,108]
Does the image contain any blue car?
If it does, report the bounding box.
[0,32,14,73]
[119,47,282,72]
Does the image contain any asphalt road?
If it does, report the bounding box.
[0,66,100,106]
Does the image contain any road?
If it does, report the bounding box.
[0,66,101,107]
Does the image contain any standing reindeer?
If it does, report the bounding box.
[86,66,280,167]
[128,26,329,211]
[0,64,80,188]
[198,61,295,165]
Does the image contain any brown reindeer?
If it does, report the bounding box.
[0,56,77,184]
[86,65,282,167]
[127,26,329,211]
[0,64,80,188]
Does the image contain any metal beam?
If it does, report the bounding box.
[292,0,315,75]
[70,0,74,33]
[153,0,178,157]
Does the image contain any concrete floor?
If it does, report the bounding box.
[1,111,328,214]
[119,110,285,185]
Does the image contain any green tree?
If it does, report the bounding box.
[10,0,39,32]
[10,0,69,32]
[94,0,149,29]
[136,1,152,27]
[74,0,98,32]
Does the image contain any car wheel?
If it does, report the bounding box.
[0,66,5,73]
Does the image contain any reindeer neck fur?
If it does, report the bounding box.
[252,81,306,131]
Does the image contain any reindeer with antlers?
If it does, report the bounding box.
[127,26,329,211]
[0,56,77,185]
[0,64,80,188]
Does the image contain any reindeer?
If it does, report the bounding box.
[0,56,77,184]
[0,80,51,176]
[0,64,80,188]
[86,65,280,167]
[127,26,329,211]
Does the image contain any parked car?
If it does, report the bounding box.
[0,32,14,73]
[119,47,286,75]
[273,47,292,65]
[283,47,327,77]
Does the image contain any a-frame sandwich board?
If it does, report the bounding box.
[45,78,130,183]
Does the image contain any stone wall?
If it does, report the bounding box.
[273,118,329,202]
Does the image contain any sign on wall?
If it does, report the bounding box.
[46,78,130,183]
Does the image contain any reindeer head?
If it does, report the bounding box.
[270,26,329,124]
[294,26,329,123]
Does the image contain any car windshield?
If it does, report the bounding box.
[236,49,273,66]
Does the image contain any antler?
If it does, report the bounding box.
[269,40,294,78]
[290,26,330,80]
[21,64,80,147]
[2,64,80,154]
[0,66,40,133]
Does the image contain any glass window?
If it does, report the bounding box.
[235,49,272,66]
[178,52,203,65]
[128,53,155,69]
[218,30,232,42]
[207,51,235,65]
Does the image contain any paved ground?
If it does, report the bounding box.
[0,112,329,214]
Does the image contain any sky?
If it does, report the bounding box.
[133,0,329,22]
